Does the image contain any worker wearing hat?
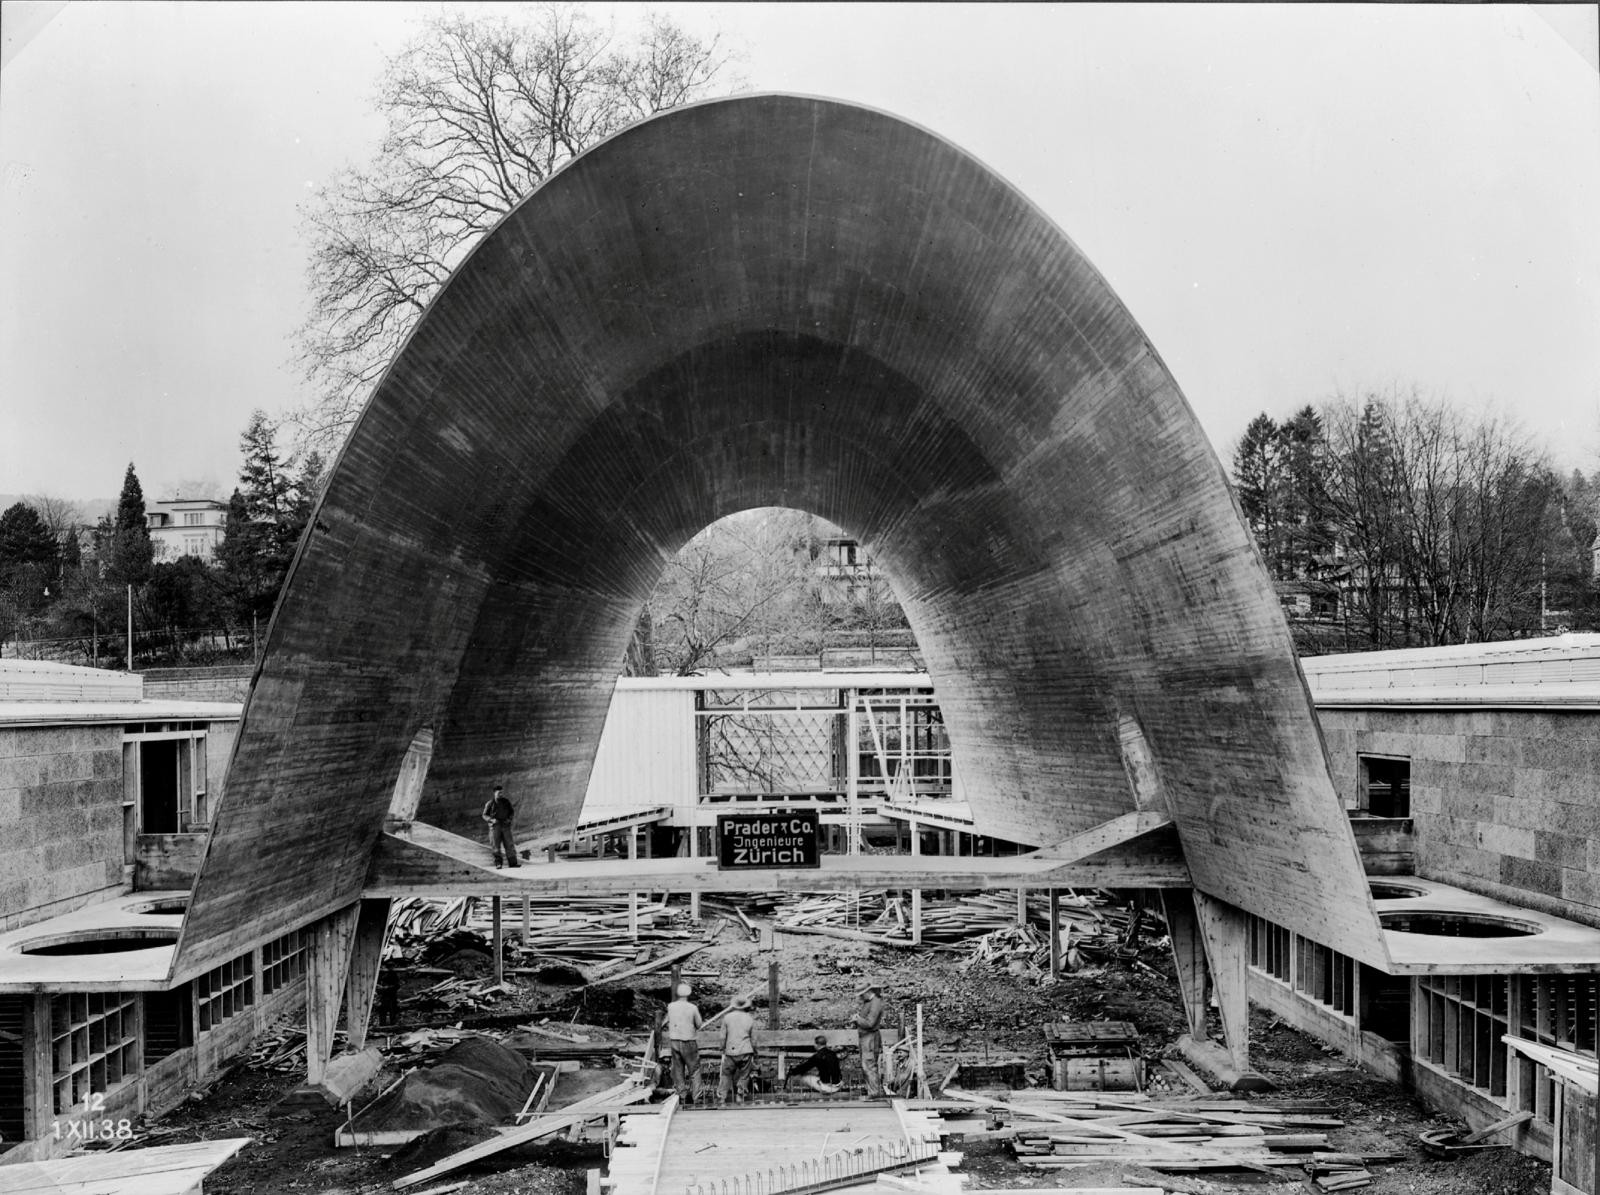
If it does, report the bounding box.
[664,982,704,1104]
[852,984,885,1097]
[718,994,759,1105]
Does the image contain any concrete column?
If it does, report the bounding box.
[1161,891,1209,1041]
[343,897,392,1051]
[1194,893,1251,1071]
[305,904,360,1084]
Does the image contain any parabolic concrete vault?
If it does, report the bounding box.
[172,94,1384,980]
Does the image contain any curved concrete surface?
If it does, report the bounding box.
[174,95,1383,976]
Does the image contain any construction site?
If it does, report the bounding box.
[1,94,1596,1195]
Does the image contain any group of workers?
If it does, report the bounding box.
[664,981,886,1105]
[483,784,889,1105]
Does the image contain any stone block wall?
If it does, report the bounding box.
[1317,707,1600,927]
[0,724,127,931]
[140,666,252,704]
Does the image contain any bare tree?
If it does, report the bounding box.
[647,510,819,675]
[292,7,733,454]
[1321,388,1555,648]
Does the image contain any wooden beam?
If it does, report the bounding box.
[1048,890,1062,980]
[22,993,51,1144]
[492,896,504,987]
[364,829,1191,898]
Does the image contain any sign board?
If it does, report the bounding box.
[715,811,822,870]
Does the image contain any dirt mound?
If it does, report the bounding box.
[385,1123,500,1171]
[355,1036,533,1130]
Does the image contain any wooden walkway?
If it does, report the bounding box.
[608,1102,953,1195]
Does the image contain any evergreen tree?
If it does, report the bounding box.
[101,463,155,588]
[1232,414,1283,575]
[0,502,60,626]
[217,413,322,624]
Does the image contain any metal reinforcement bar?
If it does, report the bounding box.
[684,1143,938,1195]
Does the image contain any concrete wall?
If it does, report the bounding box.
[140,667,253,705]
[0,725,126,932]
[1317,707,1600,927]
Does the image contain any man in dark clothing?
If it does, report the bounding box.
[853,984,885,1096]
[482,785,519,868]
[788,1034,842,1094]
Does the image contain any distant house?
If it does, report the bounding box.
[817,537,877,603]
[146,497,227,563]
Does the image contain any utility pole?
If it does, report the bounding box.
[126,584,133,672]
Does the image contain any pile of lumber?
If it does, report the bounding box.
[762,889,1150,979]
[401,976,519,1015]
[961,1091,1373,1176]
[243,1023,348,1072]
[1306,1152,1377,1189]
[386,895,700,976]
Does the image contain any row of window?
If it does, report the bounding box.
[1249,913,1598,1133]
[35,927,313,1124]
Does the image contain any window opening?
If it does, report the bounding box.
[142,987,193,1065]
[139,740,180,834]
[195,953,255,1032]
[0,996,25,1141]
[50,992,138,1115]
[261,928,310,995]
[1359,755,1410,818]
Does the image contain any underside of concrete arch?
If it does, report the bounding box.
[172,93,1383,978]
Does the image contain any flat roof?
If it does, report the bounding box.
[0,699,241,727]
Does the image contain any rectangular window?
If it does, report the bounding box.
[183,512,204,526]
[126,728,210,833]
[261,928,309,996]
[142,987,193,1065]
[1416,975,1511,1100]
[195,953,255,1032]
[1359,755,1411,818]
[50,992,139,1115]
[0,996,25,1141]
[1247,914,1293,983]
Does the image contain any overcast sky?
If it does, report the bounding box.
[2,2,1597,506]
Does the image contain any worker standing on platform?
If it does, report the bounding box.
[665,983,704,1104]
[718,995,758,1104]
[482,784,520,868]
[853,984,885,1096]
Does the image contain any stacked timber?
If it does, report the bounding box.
[386,896,699,977]
[764,889,1151,980]
[990,1093,1355,1175]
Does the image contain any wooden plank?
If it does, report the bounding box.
[0,1139,251,1195]
[942,1091,1277,1175]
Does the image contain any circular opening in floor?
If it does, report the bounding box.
[1379,911,1542,938]
[18,929,180,955]
[1369,881,1429,900]
[131,898,189,915]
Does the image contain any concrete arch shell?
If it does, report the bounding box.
[173,94,1383,977]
